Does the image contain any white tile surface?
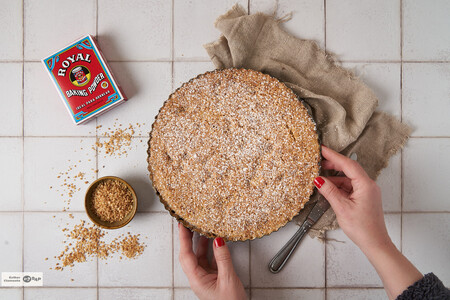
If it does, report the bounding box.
[403,0,450,61]
[97,62,171,137]
[173,224,197,287]
[173,221,250,288]
[326,0,400,61]
[229,241,250,288]
[402,63,450,136]
[327,288,387,300]
[98,213,172,287]
[402,213,450,284]
[0,213,23,273]
[0,289,22,300]
[342,63,401,118]
[99,288,172,300]
[98,137,165,212]
[0,63,23,136]
[251,288,325,300]
[0,1,22,61]
[377,153,401,212]
[173,288,197,300]
[98,0,172,61]
[1,0,449,294]
[326,214,401,287]
[24,63,97,136]
[251,0,325,48]
[0,138,23,211]
[251,221,325,288]
[23,212,97,286]
[24,288,97,300]
[24,0,96,60]
[173,62,215,91]
[174,0,248,60]
[174,288,249,300]
[403,138,450,211]
[24,137,96,211]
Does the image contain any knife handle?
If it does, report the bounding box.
[268,221,312,273]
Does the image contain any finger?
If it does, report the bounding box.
[321,160,338,171]
[178,224,206,279]
[321,146,368,180]
[327,176,353,193]
[196,236,210,270]
[212,237,235,278]
[211,254,218,271]
[314,176,348,212]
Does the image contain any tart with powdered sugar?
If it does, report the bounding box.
[147,68,320,241]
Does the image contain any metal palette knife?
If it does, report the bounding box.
[268,152,357,273]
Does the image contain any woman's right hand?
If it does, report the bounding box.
[315,146,424,300]
[314,146,392,253]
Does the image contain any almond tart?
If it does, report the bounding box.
[147,68,320,241]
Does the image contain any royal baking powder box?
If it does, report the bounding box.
[42,35,127,125]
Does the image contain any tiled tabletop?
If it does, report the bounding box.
[1,0,449,299]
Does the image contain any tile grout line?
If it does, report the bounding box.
[10,210,448,214]
[7,286,391,290]
[4,59,450,64]
[96,127,99,295]
[399,0,403,254]
[171,0,174,63]
[324,231,327,299]
[323,1,327,297]
[248,240,252,299]
[15,211,174,214]
[95,0,99,298]
[324,0,327,52]
[246,3,251,297]
[246,286,333,290]
[6,135,448,139]
[246,0,250,282]
[16,135,156,138]
[172,222,175,297]
[409,136,450,139]
[96,0,99,38]
[22,0,25,298]
[24,286,173,289]
[171,0,175,298]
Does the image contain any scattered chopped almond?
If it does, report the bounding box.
[54,220,146,271]
[49,122,147,270]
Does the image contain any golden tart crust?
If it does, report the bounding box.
[148,69,320,241]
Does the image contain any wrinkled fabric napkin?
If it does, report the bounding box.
[204,5,411,239]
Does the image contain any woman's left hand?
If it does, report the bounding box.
[178,223,247,300]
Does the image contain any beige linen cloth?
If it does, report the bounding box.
[204,5,411,239]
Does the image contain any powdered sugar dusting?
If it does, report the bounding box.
[149,69,320,241]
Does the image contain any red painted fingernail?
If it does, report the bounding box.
[314,177,325,189]
[214,237,225,248]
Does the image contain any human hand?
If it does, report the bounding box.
[178,223,247,300]
[314,146,392,253]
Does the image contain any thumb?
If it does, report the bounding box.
[213,237,235,278]
[314,176,347,211]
